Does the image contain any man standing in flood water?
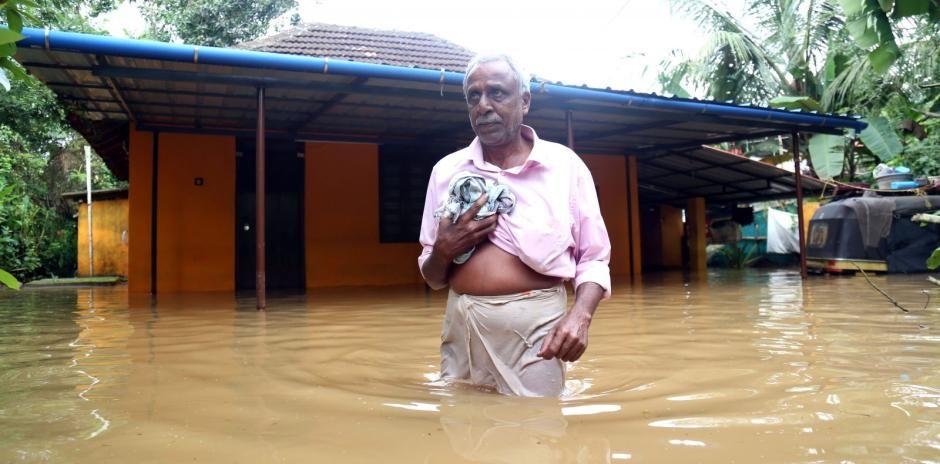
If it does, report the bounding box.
[418,54,611,397]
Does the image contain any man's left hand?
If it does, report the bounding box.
[539,311,591,362]
[538,282,605,362]
[538,309,592,362]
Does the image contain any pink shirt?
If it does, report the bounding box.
[418,125,612,297]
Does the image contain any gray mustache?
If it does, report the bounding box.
[475,117,501,125]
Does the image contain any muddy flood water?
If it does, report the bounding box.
[1,270,938,463]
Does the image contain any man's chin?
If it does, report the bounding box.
[477,133,510,147]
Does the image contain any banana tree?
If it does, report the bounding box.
[836,0,940,73]
[0,0,37,91]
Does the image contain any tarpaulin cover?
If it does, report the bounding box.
[767,208,800,254]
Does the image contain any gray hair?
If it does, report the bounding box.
[462,53,531,98]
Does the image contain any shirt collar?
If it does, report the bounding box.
[465,125,546,172]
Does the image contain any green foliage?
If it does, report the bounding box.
[770,95,824,112]
[135,0,298,46]
[0,128,79,281]
[0,267,21,289]
[0,0,32,91]
[808,133,847,178]
[663,1,939,182]
[664,0,842,104]
[717,243,762,269]
[838,0,900,72]
[837,0,939,72]
[928,247,940,270]
[0,0,129,282]
[859,116,904,160]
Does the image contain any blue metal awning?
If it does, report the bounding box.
[14,27,863,204]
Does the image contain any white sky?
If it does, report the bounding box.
[95,0,717,93]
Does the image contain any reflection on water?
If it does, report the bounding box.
[1,270,938,463]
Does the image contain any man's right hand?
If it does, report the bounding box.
[433,193,498,262]
[421,193,498,289]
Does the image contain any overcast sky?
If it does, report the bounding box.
[95,0,716,93]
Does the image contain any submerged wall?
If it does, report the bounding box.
[128,130,236,293]
[641,204,684,270]
[126,132,642,292]
[581,154,632,279]
[304,142,424,288]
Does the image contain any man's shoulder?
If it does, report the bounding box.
[534,138,589,171]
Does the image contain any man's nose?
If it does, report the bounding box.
[477,93,494,112]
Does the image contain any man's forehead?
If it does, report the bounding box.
[466,61,516,87]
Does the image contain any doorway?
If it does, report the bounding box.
[235,138,305,290]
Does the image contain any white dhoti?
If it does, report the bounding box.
[440,285,567,397]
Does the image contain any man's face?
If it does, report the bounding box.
[465,60,531,148]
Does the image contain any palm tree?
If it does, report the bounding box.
[660,0,938,180]
[662,0,843,106]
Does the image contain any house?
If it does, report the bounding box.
[13,23,863,305]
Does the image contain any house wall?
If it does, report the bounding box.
[581,154,631,278]
[128,129,236,293]
[127,129,152,293]
[687,197,708,272]
[660,205,683,268]
[641,204,683,270]
[304,142,424,288]
[77,199,129,277]
[126,133,643,292]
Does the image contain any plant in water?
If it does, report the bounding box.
[718,242,762,269]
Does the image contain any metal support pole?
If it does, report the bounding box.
[256,87,267,310]
[566,110,575,149]
[791,131,808,280]
[84,145,94,276]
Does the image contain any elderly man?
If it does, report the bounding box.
[418,54,611,397]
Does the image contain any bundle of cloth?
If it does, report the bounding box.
[434,171,516,264]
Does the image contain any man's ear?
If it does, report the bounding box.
[521,91,531,115]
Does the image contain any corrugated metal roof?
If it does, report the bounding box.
[14,27,854,204]
[637,146,824,205]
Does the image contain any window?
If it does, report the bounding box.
[378,144,453,243]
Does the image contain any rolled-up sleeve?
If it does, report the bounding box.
[572,162,612,298]
[417,166,440,280]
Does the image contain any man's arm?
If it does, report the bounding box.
[420,194,497,290]
[538,282,604,362]
[539,159,611,362]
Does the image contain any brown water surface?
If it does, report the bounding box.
[1,270,938,463]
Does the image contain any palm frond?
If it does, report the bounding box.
[822,53,871,111]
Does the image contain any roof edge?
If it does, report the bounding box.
[15,28,868,133]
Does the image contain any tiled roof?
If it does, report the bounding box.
[237,23,475,73]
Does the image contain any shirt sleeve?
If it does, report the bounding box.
[417,165,440,280]
[572,160,612,299]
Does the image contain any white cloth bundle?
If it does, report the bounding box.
[434,171,516,264]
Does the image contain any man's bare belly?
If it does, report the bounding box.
[449,242,562,295]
